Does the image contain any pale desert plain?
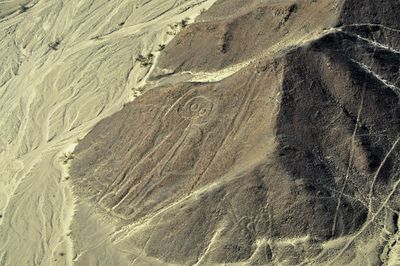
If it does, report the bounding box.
[0,0,217,265]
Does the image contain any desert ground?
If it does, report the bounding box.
[0,0,217,265]
[1,0,400,265]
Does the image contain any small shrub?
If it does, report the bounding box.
[158,44,166,51]
[166,18,190,35]
[62,152,74,164]
[19,5,28,13]
[135,53,154,67]
[180,17,190,28]
[49,40,61,50]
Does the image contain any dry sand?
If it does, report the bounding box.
[0,0,217,265]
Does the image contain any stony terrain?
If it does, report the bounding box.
[1,0,400,265]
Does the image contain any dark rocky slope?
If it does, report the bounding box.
[70,0,400,265]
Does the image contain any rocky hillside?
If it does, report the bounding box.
[70,0,400,265]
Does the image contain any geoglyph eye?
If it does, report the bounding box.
[199,108,207,116]
[179,96,214,125]
[191,103,199,112]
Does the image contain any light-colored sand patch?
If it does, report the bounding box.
[0,0,217,265]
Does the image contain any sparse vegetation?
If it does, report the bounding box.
[19,4,28,13]
[131,86,146,97]
[135,53,154,67]
[158,44,166,51]
[62,152,74,164]
[166,23,179,35]
[180,17,190,28]
[166,18,190,35]
[49,39,61,50]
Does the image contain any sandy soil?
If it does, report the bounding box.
[0,0,217,265]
